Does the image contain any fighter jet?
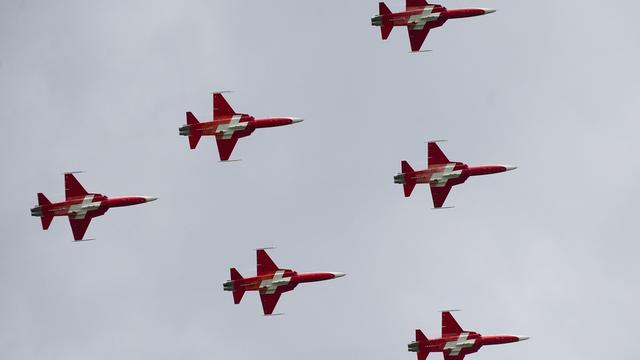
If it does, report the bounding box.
[179,93,303,161]
[394,141,516,208]
[371,0,496,52]
[223,249,346,315]
[409,311,529,360]
[30,173,157,241]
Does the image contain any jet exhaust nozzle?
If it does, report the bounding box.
[408,341,420,352]
[223,280,234,291]
[371,16,383,26]
[394,173,406,184]
[30,206,42,217]
[179,125,190,136]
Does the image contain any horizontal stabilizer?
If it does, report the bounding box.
[189,134,201,150]
[186,111,200,125]
[230,267,243,281]
[381,25,393,40]
[233,289,245,304]
[379,2,392,15]
[416,329,428,342]
[415,329,430,360]
[186,112,201,149]
[37,193,51,206]
[401,161,417,197]
[230,268,245,304]
[41,216,53,230]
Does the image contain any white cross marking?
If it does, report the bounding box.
[216,115,248,139]
[443,333,476,356]
[408,6,441,30]
[429,163,462,187]
[259,270,292,294]
[67,195,101,219]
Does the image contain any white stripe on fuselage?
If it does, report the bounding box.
[217,114,248,139]
[444,333,476,356]
[408,6,441,30]
[429,163,462,187]
[259,270,292,294]
[67,195,101,219]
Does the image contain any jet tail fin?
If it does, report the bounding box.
[186,112,202,149]
[401,161,417,197]
[415,330,430,360]
[37,193,53,229]
[230,268,245,304]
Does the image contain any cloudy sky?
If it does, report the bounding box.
[1,0,640,359]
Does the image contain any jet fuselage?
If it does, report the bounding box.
[30,195,156,219]
[371,6,494,30]
[394,163,514,187]
[408,332,527,357]
[223,270,345,295]
[179,115,302,141]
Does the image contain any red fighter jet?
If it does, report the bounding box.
[223,249,346,315]
[394,141,516,208]
[30,173,157,241]
[408,311,529,360]
[371,0,496,52]
[179,93,303,161]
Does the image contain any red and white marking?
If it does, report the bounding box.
[259,270,292,294]
[408,6,441,30]
[444,333,476,356]
[67,195,102,219]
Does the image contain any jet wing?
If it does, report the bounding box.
[215,138,239,161]
[443,354,466,360]
[259,291,282,315]
[408,27,430,52]
[213,93,236,119]
[430,184,452,208]
[407,0,429,9]
[428,142,450,166]
[68,216,92,240]
[65,173,88,200]
[442,311,464,336]
[257,249,280,276]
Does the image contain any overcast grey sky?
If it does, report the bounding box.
[1,0,640,359]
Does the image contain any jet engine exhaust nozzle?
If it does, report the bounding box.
[179,125,190,136]
[223,280,234,291]
[30,206,42,217]
[407,341,420,352]
[394,173,406,184]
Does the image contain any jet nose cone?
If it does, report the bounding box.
[504,165,517,171]
[482,8,496,14]
[289,117,304,124]
[517,336,530,341]
[330,272,346,278]
[142,196,158,203]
